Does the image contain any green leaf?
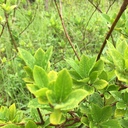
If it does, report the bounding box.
[89,71,99,83]
[54,69,72,103]
[28,98,51,110]
[75,77,89,85]
[0,106,9,121]
[109,49,125,70]
[90,59,104,74]
[79,55,96,78]
[89,121,98,128]
[124,47,128,59]
[115,69,128,83]
[101,119,121,128]
[2,124,20,128]
[84,85,94,95]
[44,46,53,66]
[34,48,45,67]
[99,71,108,81]
[69,70,82,80]
[34,88,49,104]
[125,59,128,70]
[89,92,104,107]
[121,119,128,128]
[101,13,110,23]
[50,109,65,125]
[66,59,80,77]
[25,120,37,128]
[26,84,39,94]
[18,48,35,69]
[93,79,108,90]
[110,91,122,101]
[34,47,53,71]
[55,89,89,110]
[116,101,127,109]
[81,117,89,126]
[33,66,49,88]
[115,109,126,117]
[116,40,127,55]
[9,103,16,121]
[48,70,57,83]
[24,66,33,80]
[91,104,112,123]
[46,90,56,105]
[123,92,128,103]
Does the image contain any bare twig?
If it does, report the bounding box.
[0,22,7,37]
[106,0,116,13]
[85,7,98,29]
[53,0,80,61]
[96,0,128,61]
[32,94,45,124]
[4,12,18,52]
[88,0,102,13]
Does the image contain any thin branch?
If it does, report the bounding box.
[88,0,102,13]
[110,34,116,47]
[106,0,116,13]
[0,22,7,37]
[85,7,98,29]
[32,94,45,124]
[19,4,38,35]
[4,12,18,52]
[96,0,128,61]
[53,0,80,61]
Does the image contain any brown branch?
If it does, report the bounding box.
[32,94,45,124]
[106,0,116,13]
[53,0,80,61]
[96,0,128,61]
[4,12,18,52]
[88,0,102,13]
[0,22,7,37]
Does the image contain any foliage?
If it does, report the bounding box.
[1,0,128,127]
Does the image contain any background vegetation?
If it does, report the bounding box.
[1,0,128,127]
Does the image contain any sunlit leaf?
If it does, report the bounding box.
[66,59,80,77]
[54,69,72,103]
[55,89,89,110]
[27,84,39,94]
[101,119,121,128]
[93,79,108,90]
[9,103,16,121]
[18,48,35,69]
[33,66,49,88]
[50,109,65,125]
[25,120,37,128]
[34,88,49,104]
[79,55,96,78]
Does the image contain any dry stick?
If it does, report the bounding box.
[54,0,80,61]
[96,0,128,61]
